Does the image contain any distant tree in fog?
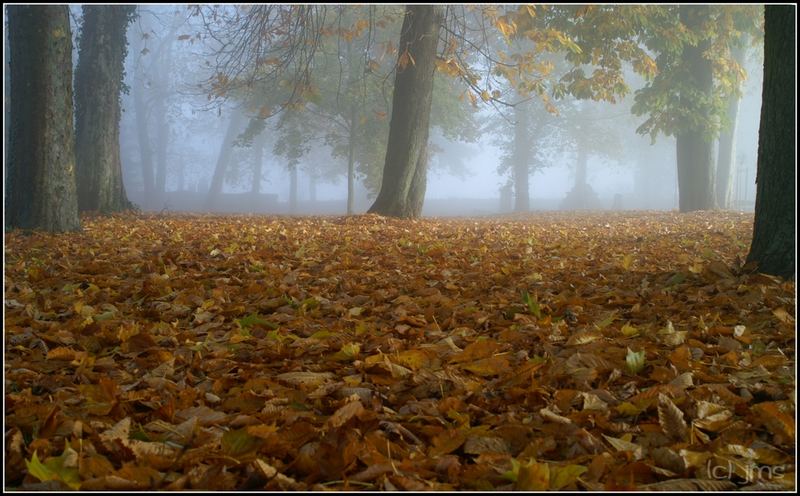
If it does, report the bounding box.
[631,5,762,212]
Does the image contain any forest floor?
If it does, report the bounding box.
[4,211,795,490]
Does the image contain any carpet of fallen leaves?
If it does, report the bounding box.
[4,210,795,491]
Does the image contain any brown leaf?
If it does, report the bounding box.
[657,393,687,441]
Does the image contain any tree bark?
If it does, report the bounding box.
[367,5,441,218]
[746,5,795,278]
[676,5,715,212]
[406,145,428,217]
[6,6,80,232]
[206,109,246,209]
[75,5,135,213]
[715,41,746,210]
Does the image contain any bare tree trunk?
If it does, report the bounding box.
[7,5,80,232]
[153,43,173,197]
[513,101,530,212]
[747,5,795,278]
[251,131,265,195]
[676,5,715,212]
[367,5,441,218]
[715,41,747,210]
[132,9,155,204]
[206,109,246,209]
[75,5,135,213]
[289,164,298,214]
[347,103,357,215]
[406,146,428,217]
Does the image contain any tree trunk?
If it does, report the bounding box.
[347,103,357,215]
[406,146,428,217]
[6,6,80,232]
[513,101,530,212]
[367,5,441,218]
[206,109,246,209]
[153,43,172,196]
[251,131,265,195]
[289,164,298,214]
[676,5,715,212]
[746,5,795,278]
[75,5,135,213]
[715,41,746,210]
[133,32,155,204]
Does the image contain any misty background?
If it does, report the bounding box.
[66,6,763,217]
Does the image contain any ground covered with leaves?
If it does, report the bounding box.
[4,211,795,490]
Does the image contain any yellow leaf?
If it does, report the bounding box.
[621,253,634,270]
[461,355,510,376]
[480,90,491,102]
[330,342,360,362]
[621,322,639,337]
[550,464,587,490]
[515,459,550,491]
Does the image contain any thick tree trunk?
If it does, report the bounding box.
[75,5,134,213]
[6,6,80,232]
[367,5,441,218]
[746,6,795,278]
[715,41,746,210]
[513,102,530,212]
[206,109,246,209]
[676,5,715,212]
[406,146,428,218]
[676,134,715,211]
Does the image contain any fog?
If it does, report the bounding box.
[97,6,763,217]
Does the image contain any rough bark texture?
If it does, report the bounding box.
[75,5,135,213]
[513,102,530,212]
[367,5,441,218]
[7,6,80,232]
[746,6,795,278]
[206,109,246,209]
[406,146,428,218]
[676,5,715,212]
[715,42,746,210]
